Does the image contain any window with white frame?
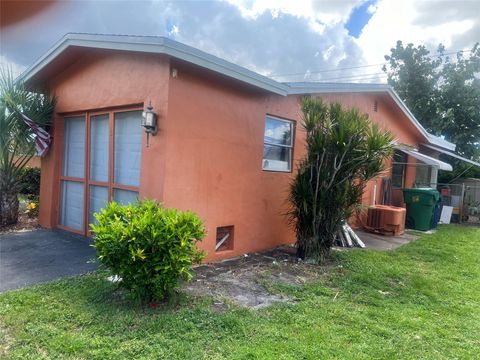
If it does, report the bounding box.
[262,116,294,172]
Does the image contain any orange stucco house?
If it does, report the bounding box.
[21,33,457,261]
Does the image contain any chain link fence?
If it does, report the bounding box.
[412,181,480,225]
[384,161,480,225]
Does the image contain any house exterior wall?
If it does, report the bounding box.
[38,51,171,229]
[163,63,304,261]
[38,51,425,261]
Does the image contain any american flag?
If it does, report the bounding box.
[21,113,51,157]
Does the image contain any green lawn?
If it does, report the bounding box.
[1,225,479,359]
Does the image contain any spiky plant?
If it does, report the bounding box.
[0,69,55,225]
[288,97,394,261]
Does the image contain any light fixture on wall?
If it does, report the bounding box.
[142,101,157,147]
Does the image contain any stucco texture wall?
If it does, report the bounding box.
[39,51,170,229]
[38,51,425,261]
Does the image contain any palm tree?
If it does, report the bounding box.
[288,98,394,261]
[0,69,55,226]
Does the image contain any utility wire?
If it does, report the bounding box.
[271,63,386,77]
[269,49,473,78]
[281,73,388,83]
[294,72,387,82]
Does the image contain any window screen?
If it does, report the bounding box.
[262,116,293,172]
[90,114,109,182]
[113,188,138,205]
[114,111,142,186]
[89,185,108,226]
[63,116,85,178]
[60,180,84,230]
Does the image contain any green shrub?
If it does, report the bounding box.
[91,199,206,302]
[18,167,41,197]
[289,98,393,260]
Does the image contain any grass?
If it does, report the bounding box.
[1,225,479,359]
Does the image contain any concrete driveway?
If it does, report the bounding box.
[0,229,97,292]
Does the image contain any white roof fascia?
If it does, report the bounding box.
[285,82,391,94]
[425,134,456,151]
[395,146,453,171]
[19,33,289,96]
[422,144,480,168]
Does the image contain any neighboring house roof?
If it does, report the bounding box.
[286,82,456,151]
[20,33,456,151]
[394,145,453,171]
[422,144,480,168]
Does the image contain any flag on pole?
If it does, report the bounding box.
[21,113,51,157]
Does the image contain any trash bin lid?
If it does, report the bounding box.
[402,188,440,201]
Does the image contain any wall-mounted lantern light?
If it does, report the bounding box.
[142,102,157,147]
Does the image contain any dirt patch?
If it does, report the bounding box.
[184,246,329,309]
[0,321,14,358]
[0,213,39,234]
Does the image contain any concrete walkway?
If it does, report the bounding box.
[0,229,97,292]
[355,230,418,250]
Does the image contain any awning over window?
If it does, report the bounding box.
[422,144,480,168]
[395,146,453,171]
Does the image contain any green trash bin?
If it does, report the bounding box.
[402,188,440,231]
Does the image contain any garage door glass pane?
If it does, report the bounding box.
[89,186,108,226]
[90,114,109,182]
[60,180,84,230]
[113,188,138,205]
[114,111,142,187]
[63,116,85,178]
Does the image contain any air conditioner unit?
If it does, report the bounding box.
[366,205,406,236]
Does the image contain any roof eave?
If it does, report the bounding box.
[19,33,289,96]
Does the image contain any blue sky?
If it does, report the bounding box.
[1,0,478,83]
[345,0,376,38]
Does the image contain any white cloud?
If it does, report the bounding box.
[265,123,290,141]
[1,0,477,86]
[225,0,363,25]
[167,24,179,37]
[0,55,26,78]
[356,0,477,66]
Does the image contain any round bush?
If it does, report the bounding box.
[91,200,206,302]
[18,167,41,197]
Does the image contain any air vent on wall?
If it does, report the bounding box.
[216,225,234,252]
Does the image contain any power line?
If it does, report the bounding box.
[269,49,473,78]
[299,72,387,82]
[281,72,388,83]
[327,76,388,83]
[270,62,386,77]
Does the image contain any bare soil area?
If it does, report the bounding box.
[184,246,330,309]
[0,213,39,234]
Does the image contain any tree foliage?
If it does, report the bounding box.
[383,41,480,181]
[288,98,394,261]
[383,41,443,134]
[0,69,55,225]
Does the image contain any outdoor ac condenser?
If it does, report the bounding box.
[366,205,406,236]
